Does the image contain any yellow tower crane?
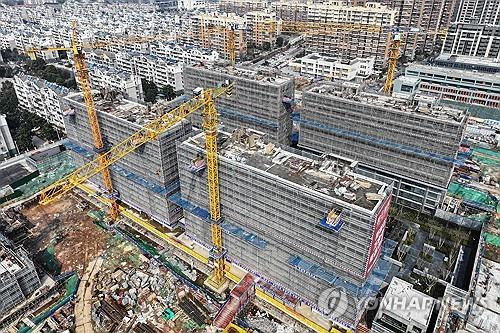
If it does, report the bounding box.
[27,22,177,220]
[266,20,447,95]
[199,24,236,65]
[39,81,233,290]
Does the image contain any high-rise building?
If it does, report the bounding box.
[275,1,397,69]
[354,0,458,56]
[183,64,294,145]
[189,13,248,61]
[0,234,41,314]
[454,0,500,24]
[13,74,69,129]
[441,0,500,59]
[63,92,191,228]
[0,115,16,161]
[299,82,467,213]
[177,128,394,328]
[441,24,500,59]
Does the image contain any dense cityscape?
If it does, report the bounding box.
[0,0,498,332]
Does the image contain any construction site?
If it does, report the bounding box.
[300,82,468,214]
[1,2,500,332]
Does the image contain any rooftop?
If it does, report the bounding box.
[187,63,293,85]
[65,91,159,125]
[406,63,500,83]
[379,277,435,327]
[307,81,467,124]
[435,53,500,71]
[467,258,500,331]
[185,128,390,212]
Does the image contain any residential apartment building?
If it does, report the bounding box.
[272,1,309,21]
[441,0,500,59]
[0,115,16,161]
[150,42,220,64]
[454,0,500,25]
[184,64,294,145]
[178,128,394,328]
[84,64,144,101]
[441,24,500,59]
[274,2,397,69]
[290,53,375,81]
[244,11,282,48]
[13,74,69,129]
[219,0,268,15]
[300,82,467,213]
[393,64,500,118]
[0,234,41,314]
[189,13,247,61]
[115,52,184,91]
[353,0,458,56]
[0,32,16,50]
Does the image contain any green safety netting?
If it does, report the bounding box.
[484,233,500,247]
[13,152,76,201]
[472,147,500,167]
[448,182,498,209]
[18,275,79,333]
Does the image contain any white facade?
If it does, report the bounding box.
[13,75,69,129]
[0,114,16,161]
[150,42,220,64]
[372,277,436,333]
[0,33,16,50]
[85,64,144,101]
[290,53,375,81]
[115,52,184,91]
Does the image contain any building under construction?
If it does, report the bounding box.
[63,92,191,228]
[0,234,41,314]
[299,82,468,213]
[177,128,393,327]
[184,64,294,145]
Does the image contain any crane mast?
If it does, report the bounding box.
[70,21,120,220]
[202,88,226,287]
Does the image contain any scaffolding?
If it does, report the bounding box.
[184,65,294,145]
[177,129,393,327]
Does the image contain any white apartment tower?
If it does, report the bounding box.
[13,75,69,129]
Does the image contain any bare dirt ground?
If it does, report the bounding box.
[22,194,110,275]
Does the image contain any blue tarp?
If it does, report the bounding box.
[63,140,178,196]
[288,248,393,298]
[219,108,278,129]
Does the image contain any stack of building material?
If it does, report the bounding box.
[213,273,255,329]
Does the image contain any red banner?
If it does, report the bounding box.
[364,195,391,277]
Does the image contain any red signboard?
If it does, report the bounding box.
[364,195,391,278]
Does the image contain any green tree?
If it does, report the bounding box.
[142,79,158,103]
[0,81,60,152]
[276,36,284,47]
[159,85,176,100]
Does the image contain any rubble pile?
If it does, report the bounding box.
[92,258,176,332]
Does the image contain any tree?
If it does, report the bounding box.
[423,271,438,293]
[142,79,158,103]
[159,84,176,100]
[276,36,284,47]
[0,81,59,152]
